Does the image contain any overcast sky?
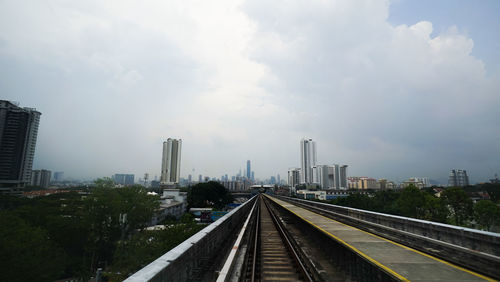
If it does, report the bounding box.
[1,0,499,184]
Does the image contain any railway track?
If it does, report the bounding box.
[243,196,313,282]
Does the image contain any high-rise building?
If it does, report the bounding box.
[313,164,348,189]
[246,160,251,179]
[339,165,348,189]
[288,168,301,188]
[30,169,51,188]
[160,138,182,185]
[0,100,41,193]
[113,174,135,185]
[53,171,64,182]
[300,138,317,184]
[448,169,469,187]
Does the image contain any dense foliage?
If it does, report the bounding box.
[187,181,234,209]
[330,185,500,229]
[108,219,204,281]
[0,180,163,281]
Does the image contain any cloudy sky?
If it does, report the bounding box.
[1,0,499,184]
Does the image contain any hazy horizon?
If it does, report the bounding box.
[2,0,499,184]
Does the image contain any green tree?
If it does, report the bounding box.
[423,194,448,223]
[0,211,66,282]
[474,200,500,231]
[394,185,427,219]
[83,180,159,274]
[481,183,500,203]
[108,222,204,281]
[441,187,473,226]
[335,193,373,210]
[372,190,399,214]
[187,181,233,210]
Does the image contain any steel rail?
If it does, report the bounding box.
[251,198,260,282]
[263,196,313,282]
[216,199,258,282]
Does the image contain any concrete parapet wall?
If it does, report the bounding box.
[125,196,257,282]
[279,196,500,255]
[277,196,500,279]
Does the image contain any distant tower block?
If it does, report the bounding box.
[300,138,317,184]
[160,138,182,185]
[246,160,251,179]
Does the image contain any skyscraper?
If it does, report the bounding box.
[31,169,51,188]
[0,100,41,193]
[160,138,182,185]
[53,171,64,182]
[288,168,301,188]
[448,169,469,187]
[311,164,348,189]
[246,160,251,179]
[113,174,135,185]
[300,138,317,184]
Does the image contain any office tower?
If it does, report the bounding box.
[188,174,192,183]
[448,169,469,187]
[339,165,348,189]
[113,174,135,185]
[53,171,64,182]
[199,174,203,182]
[0,100,41,193]
[288,168,301,188]
[251,171,255,181]
[277,174,280,184]
[246,160,251,179]
[300,138,317,184]
[160,138,182,185]
[270,176,276,184]
[30,169,51,188]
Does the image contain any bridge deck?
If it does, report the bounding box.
[268,196,494,282]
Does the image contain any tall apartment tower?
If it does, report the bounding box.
[313,164,348,189]
[160,138,182,185]
[288,168,301,188]
[246,160,251,180]
[0,100,41,193]
[31,169,51,188]
[448,169,469,187]
[300,138,317,184]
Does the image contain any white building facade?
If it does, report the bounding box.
[312,164,348,190]
[300,138,317,184]
[160,138,182,185]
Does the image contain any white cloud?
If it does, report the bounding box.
[0,0,498,182]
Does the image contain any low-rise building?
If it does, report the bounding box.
[348,177,379,189]
[400,178,426,189]
[378,179,397,189]
[150,189,187,225]
[296,190,326,200]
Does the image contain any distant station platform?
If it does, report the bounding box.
[266,195,495,282]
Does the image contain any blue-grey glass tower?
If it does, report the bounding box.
[246,160,251,179]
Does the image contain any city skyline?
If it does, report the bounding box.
[1,1,499,183]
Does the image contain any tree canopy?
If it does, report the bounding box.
[187,181,233,210]
[0,179,161,281]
